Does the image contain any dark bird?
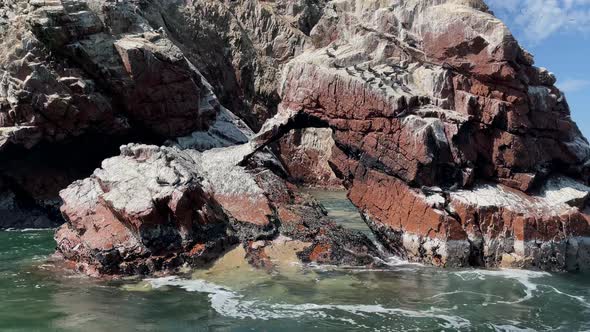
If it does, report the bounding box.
[368,65,378,75]
[393,108,413,118]
[421,186,443,195]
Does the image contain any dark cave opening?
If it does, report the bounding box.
[0,130,164,229]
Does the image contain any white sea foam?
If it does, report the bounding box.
[542,285,590,308]
[3,228,55,232]
[454,269,551,304]
[146,276,471,329]
[306,255,423,273]
[367,236,425,269]
[491,323,536,332]
[453,268,550,281]
[380,256,424,267]
[428,290,503,299]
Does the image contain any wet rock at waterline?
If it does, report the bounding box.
[349,168,590,271]
[55,143,383,276]
[1,0,590,274]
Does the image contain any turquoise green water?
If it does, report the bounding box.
[1,191,590,331]
[304,189,376,237]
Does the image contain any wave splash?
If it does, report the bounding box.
[147,276,471,329]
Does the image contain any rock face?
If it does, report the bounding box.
[0,0,252,228]
[2,0,262,146]
[274,0,590,271]
[1,0,589,273]
[275,128,342,187]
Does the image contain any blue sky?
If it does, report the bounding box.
[486,0,590,138]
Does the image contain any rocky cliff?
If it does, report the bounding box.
[273,0,590,270]
[1,0,589,274]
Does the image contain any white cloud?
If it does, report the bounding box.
[558,79,590,93]
[487,0,590,43]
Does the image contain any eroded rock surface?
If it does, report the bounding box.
[1,0,258,228]
[276,127,342,187]
[274,0,590,270]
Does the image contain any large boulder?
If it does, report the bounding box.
[56,144,232,276]
[55,143,383,276]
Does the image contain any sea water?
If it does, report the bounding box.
[1,190,589,331]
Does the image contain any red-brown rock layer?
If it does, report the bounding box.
[273,0,590,270]
[276,128,342,188]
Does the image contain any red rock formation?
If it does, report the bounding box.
[142,0,312,131]
[274,0,590,270]
[1,1,262,152]
[0,1,251,228]
[56,145,232,276]
[2,0,589,273]
[276,128,342,188]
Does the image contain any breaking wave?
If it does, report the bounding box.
[453,268,590,308]
[4,228,55,232]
